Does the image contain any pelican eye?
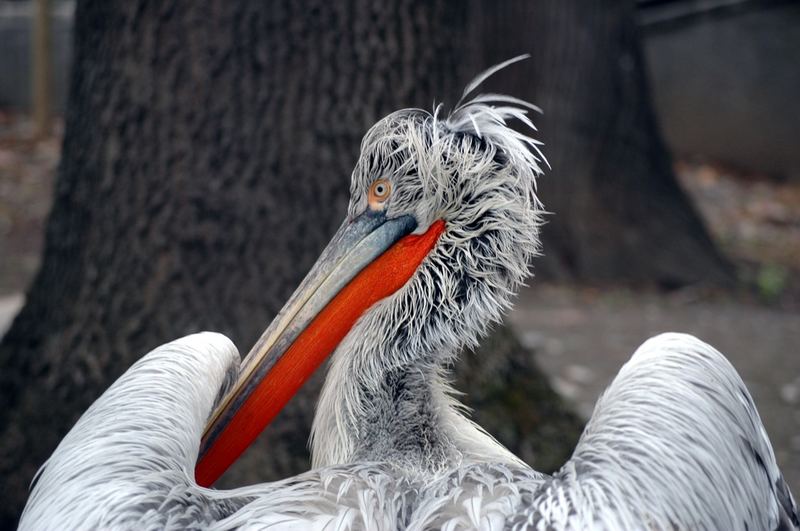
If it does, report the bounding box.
[368,179,392,208]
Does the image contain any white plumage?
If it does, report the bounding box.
[20,59,798,530]
[20,333,797,529]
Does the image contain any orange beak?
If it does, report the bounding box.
[195,211,445,486]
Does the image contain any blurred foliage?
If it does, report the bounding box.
[756,263,789,302]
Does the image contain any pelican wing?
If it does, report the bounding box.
[18,334,417,530]
[18,333,248,529]
[517,333,799,530]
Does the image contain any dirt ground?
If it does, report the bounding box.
[510,283,800,493]
[1,111,798,493]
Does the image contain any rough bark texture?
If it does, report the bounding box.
[471,0,733,286]
[0,2,585,526]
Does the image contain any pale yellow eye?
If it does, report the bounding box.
[368,179,392,208]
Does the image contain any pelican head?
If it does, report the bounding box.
[345,99,544,352]
[196,59,545,485]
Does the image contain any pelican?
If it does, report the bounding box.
[20,58,798,530]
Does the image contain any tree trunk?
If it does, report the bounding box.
[471,0,733,287]
[0,2,583,526]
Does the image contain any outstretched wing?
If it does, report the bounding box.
[518,333,799,530]
[17,333,413,531]
[18,333,247,529]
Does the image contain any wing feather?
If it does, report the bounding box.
[520,333,798,530]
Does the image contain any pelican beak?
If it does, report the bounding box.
[195,210,445,486]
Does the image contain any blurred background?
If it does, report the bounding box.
[0,0,798,526]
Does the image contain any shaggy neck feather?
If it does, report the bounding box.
[310,293,524,475]
[311,316,457,474]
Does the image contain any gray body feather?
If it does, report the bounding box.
[20,61,798,530]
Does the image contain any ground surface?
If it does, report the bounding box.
[509,283,799,493]
[1,111,798,494]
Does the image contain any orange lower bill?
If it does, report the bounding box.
[195,220,445,486]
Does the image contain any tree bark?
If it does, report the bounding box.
[0,1,583,526]
[471,0,733,286]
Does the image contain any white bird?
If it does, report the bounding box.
[20,58,798,530]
